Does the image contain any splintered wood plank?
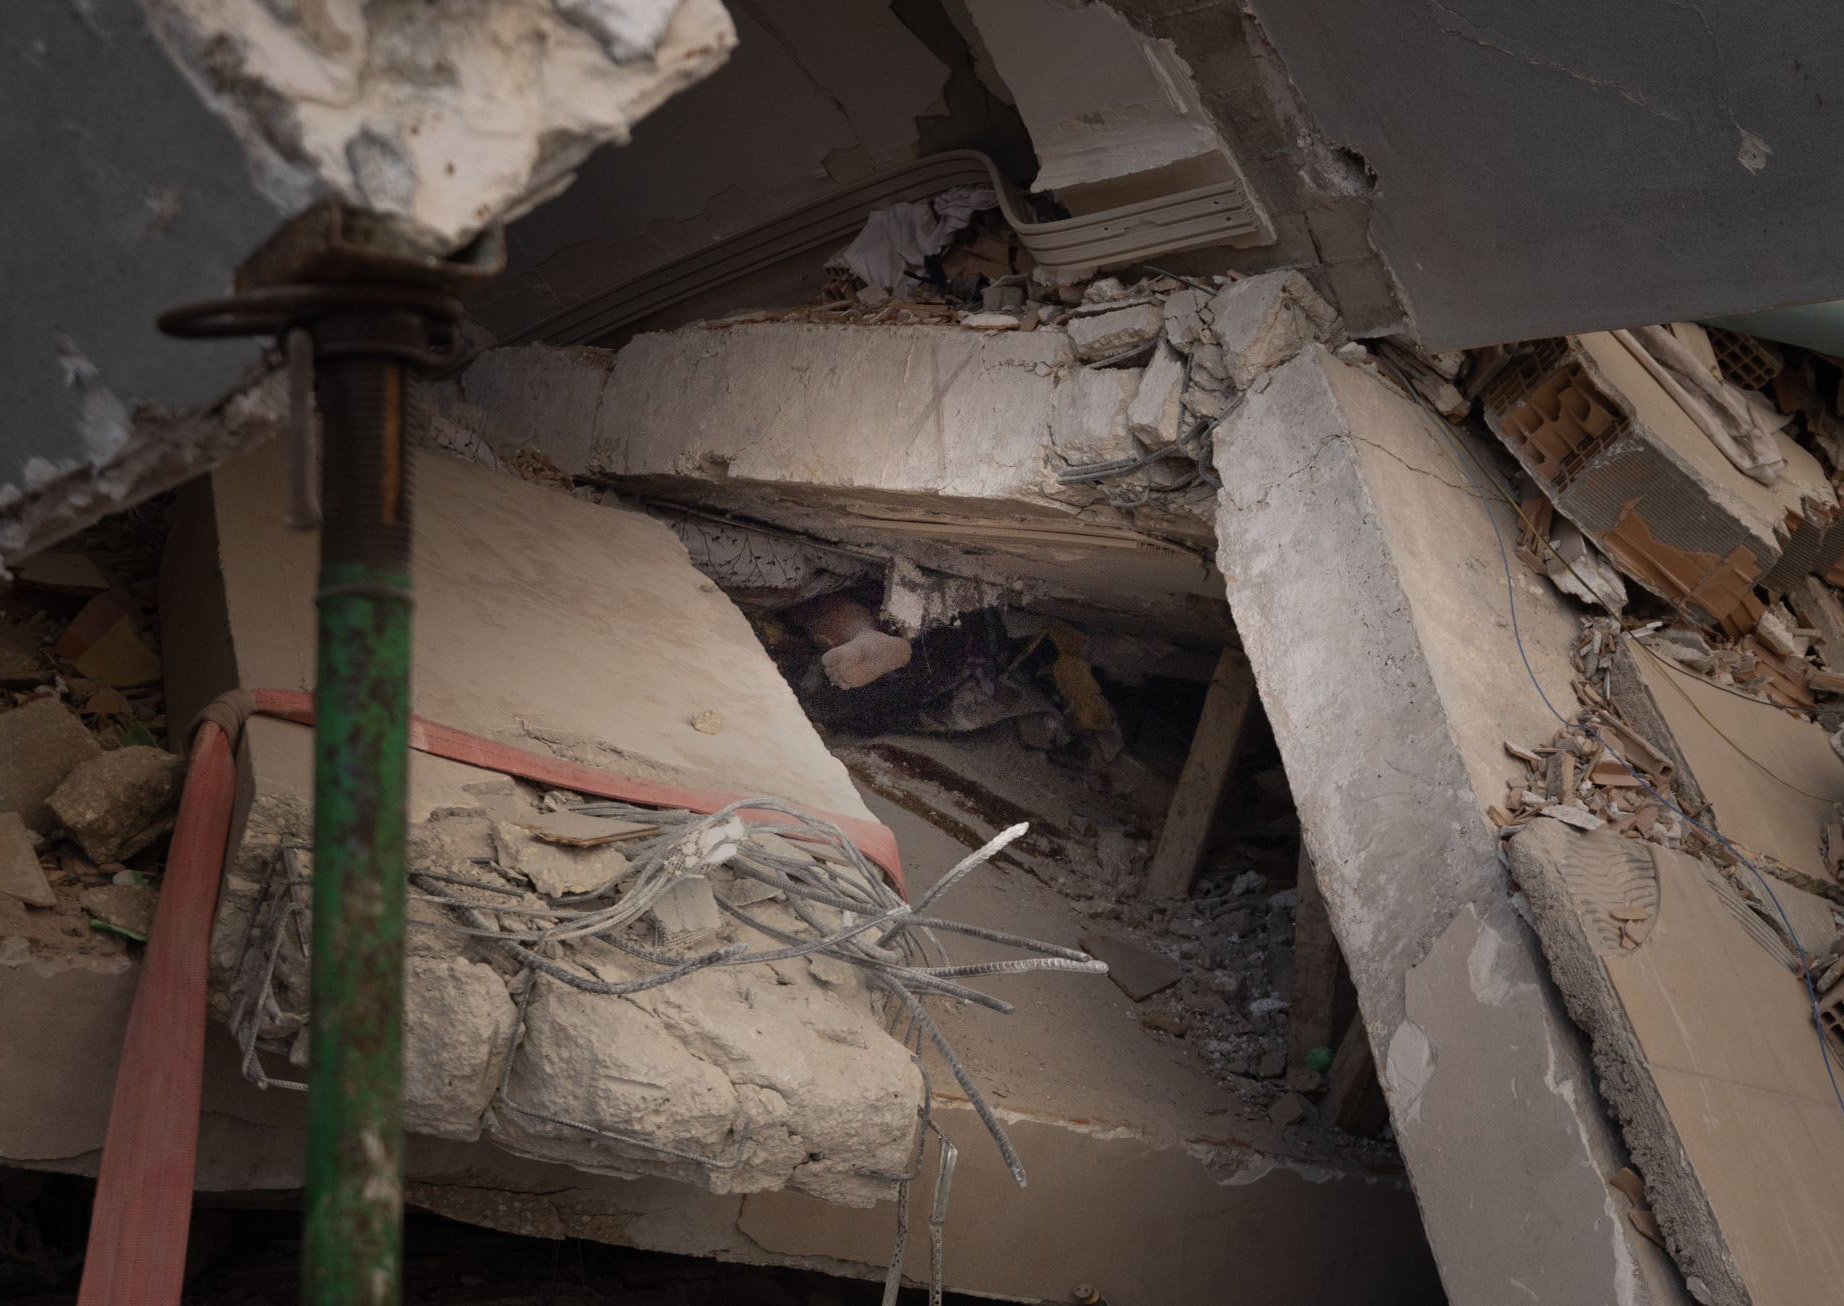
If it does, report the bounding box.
[1287,848,1342,1069]
[1146,647,1257,898]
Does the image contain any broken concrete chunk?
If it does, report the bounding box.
[1127,341,1187,447]
[691,709,724,735]
[494,821,632,898]
[1754,603,1808,659]
[1546,520,1627,613]
[1267,1091,1310,1127]
[1082,277,1130,304]
[1079,931,1182,1001]
[500,953,919,1201]
[48,746,184,863]
[1163,287,1213,352]
[0,699,103,833]
[1050,366,1139,467]
[1067,301,1163,363]
[1206,270,1344,390]
[1541,804,1606,832]
[403,956,517,1142]
[0,813,54,908]
[961,311,1022,331]
[647,874,722,943]
[80,883,156,938]
[144,0,737,251]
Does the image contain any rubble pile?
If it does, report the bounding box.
[1490,622,1691,851]
[1468,319,1844,717]
[0,508,178,959]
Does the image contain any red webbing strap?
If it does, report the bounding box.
[77,690,904,1305]
[77,721,238,1306]
[246,689,906,895]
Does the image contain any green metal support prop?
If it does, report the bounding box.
[305,336,415,1300]
[159,205,501,1304]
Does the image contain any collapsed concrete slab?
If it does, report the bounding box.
[1508,818,1844,1306]
[2,437,1440,1303]
[1212,343,1689,1303]
[159,439,924,1201]
[444,321,1232,641]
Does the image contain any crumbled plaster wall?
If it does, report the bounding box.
[142,0,738,253]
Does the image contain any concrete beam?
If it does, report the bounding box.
[442,326,1233,642]
[1212,344,1689,1304]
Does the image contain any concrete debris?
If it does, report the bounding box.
[646,874,722,944]
[1127,341,1188,447]
[493,821,632,898]
[1205,271,1345,390]
[1067,301,1163,364]
[1640,626,1716,675]
[881,558,1006,640]
[79,883,156,938]
[403,956,518,1142]
[0,698,102,833]
[47,746,184,863]
[690,709,724,735]
[1483,330,1837,637]
[1545,520,1628,613]
[1049,366,1139,466]
[143,0,736,251]
[0,812,54,908]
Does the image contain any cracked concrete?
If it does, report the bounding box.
[1212,343,1688,1304]
[437,321,1232,642]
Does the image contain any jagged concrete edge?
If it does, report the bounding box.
[1506,822,1745,1306]
[1,369,284,568]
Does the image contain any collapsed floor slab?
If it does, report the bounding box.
[441,322,1231,642]
[2,437,1439,1303]
[1211,343,1689,1304]
[1509,818,1844,1305]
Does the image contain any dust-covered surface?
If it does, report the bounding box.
[213,785,935,1204]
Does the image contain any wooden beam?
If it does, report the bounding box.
[1146,647,1257,898]
[1323,1015,1389,1137]
[1287,847,1341,1070]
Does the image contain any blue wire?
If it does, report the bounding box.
[1413,383,1844,1117]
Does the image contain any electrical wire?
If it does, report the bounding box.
[1377,356,1844,1116]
